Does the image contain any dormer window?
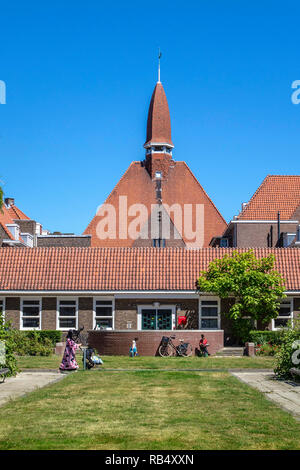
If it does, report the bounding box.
[155,171,162,179]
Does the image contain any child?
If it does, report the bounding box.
[129,338,138,357]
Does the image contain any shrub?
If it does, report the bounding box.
[249,330,289,346]
[11,330,53,356]
[0,312,19,377]
[255,342,280,356]
[25,330,62,346]
[274,320,300,379]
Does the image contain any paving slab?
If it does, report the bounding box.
[231,370,300,421]
[0,372,65,407]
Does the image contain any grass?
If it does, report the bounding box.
[17,354,276,370]
[0,368,299,450]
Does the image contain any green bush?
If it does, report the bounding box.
[256,343,280,356]
[249,330,290,346]
[274,320,300,379]
[25,330,62,346]
[11,330,53,356]
[0,312,19,377]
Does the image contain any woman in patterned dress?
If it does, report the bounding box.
[59,330,81,371]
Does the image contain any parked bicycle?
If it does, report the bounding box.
[158,335,193,357]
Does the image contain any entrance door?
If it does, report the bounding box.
[141,308,173,330]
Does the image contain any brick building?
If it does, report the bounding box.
[212,175,300,248]
[0,247,299,353]
[0,197,90,248]
[84,80,227,248]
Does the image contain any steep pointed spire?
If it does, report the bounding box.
[144,82,174,149]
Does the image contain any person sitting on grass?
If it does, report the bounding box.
[199,334,210,357]
[59,330,82,372]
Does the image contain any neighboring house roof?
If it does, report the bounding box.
[7,204,30,221]
[0,203,30,243]
[238,175,300,220]
[0,247,298,291]
[83,161,227,248]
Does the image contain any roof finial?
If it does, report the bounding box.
[158,48,162,83]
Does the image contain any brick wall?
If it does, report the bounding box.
[88,330,224,356]
[5,297,20,328]
[78,297,93,330]
[37,236,91,247]
[42,297,57,330]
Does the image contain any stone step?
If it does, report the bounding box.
[217,347,244,357]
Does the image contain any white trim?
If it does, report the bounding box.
[93,296,115,330]
[272,297,294,331]
[137,304,176,331]
[198,296,221,330]
[56,297,78,331]
[0,297,5,321]
[20,297,42,331]
[230,220,299,224]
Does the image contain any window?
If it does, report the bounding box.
[273,299,293,329]
[220,238,229,248]
[153,239,165,248]
[94,299,114,330]
[21,299,41,330]
[138,306,175,330]
[283,233,296,247]
[58,299,77,330]
[199,299,220,329]
[155,171,162,179]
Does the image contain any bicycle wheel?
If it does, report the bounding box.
[180,344,193,357]
[158,344,174,357]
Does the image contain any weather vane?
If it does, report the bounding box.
[158,48,162,83]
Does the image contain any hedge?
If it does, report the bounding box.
[21,330,62,346]
[249,330,300,346]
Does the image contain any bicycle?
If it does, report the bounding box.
[158,335,193,357]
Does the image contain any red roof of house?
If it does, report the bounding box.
[0,247,298,292]
[238,175,300,220]
[83,161,227,248]
[0,203,30,243]
[144,82,173,147]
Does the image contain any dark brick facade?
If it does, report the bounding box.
[88,330,224,356]
[37,236,91,247]
[41,297,57,330]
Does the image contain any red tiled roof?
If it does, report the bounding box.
[0,203,29,243]
[144,82,173,147]
[7,204,30,221]
[0,247,299,292]
[83,161,227,248]
[238,175,300,220]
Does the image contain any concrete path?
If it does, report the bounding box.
[231,370,300,421]
[0,372,65,407]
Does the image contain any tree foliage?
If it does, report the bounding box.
[197,250,286,326]
[0,312,19,377]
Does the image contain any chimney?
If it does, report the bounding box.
[4,197,15,207]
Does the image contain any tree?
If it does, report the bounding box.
[197,250,286,331]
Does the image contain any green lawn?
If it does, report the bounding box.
[17,354,276,370]
[0,368,299,450]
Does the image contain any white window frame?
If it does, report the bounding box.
[0,297,5,321]
[272,298,294,331]
[56,297,78,331]
[20,297,42,331]
[199,297,221,330]
[137,305,176,331]
[93,297,115,330]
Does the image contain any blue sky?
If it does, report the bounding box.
[1,1,300,233]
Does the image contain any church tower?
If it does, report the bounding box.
[84,74,227,248]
